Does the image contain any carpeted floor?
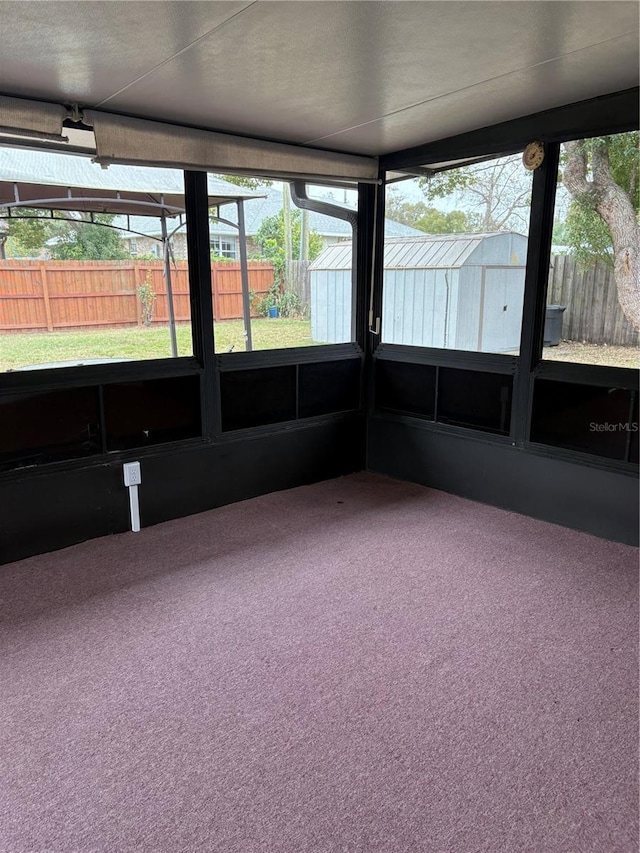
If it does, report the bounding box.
[0,473,637,852]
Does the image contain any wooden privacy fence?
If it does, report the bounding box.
[547,255,639,347]
[1,256,637,346]
[0,260,274,332]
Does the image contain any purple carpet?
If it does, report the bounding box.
[1,473,637,852]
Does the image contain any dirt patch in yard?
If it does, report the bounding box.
[543,341,639,369]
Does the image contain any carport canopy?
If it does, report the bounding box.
[0,147,261,217]
[0,147,265,354]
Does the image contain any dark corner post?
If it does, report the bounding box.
[356,176,385,476]
[356,183,376,352]
[237,199,253,352]
[355,181,378,471]
[364,178,386,411]
[184,171,218,438]
[160,213,179,358]
[512,142,560,446]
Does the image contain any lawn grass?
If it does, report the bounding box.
[542,340,639,369]
[1,321,635,372]
[0,319,317,371]
[216,318,317,353]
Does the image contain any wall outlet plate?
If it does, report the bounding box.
[123,461,142,487]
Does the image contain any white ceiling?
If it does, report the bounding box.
[0,1,637,157]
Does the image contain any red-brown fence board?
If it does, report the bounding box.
[2,257,638,347]
[0,260,274,332]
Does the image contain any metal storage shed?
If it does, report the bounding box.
[309,242,355,344]
[310,232,528,352]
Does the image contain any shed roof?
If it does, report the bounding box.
[310,232,521,270]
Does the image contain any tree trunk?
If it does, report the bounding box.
[282,185,292,264]
[563,140,640,331]
[300,208,309,261]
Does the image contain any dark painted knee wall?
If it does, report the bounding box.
[1,416,364,564]
[367,417,639,545]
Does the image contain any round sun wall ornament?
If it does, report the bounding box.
[523,141,545,170]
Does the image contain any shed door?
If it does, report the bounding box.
[480,267,525,353]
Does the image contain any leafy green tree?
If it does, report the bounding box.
[386,193,478,232]
[563,201,613,263]
[423,208,477,233]
[2,211,129,260]
[561,132,639,329]
[255,208,323,279]
[3,210,56,257]
[49,214,129,260]
[551,219,568,246]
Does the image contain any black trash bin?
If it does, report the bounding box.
[543,305,566,346]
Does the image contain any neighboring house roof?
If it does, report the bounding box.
[209,189,424,239]
[311,232,529,270]
[115,188,424,242]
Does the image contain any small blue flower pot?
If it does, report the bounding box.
[268,306,279,319]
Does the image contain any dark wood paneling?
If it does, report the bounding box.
[298,359,361,419]
[0,386,102,471]
[375,360,437,419]
[367,416,639,545]
[0,463,128,565]
[629,395,639,465]
[220,366,297,431]
[103,375,202,451]
[437,368,513,435]
[530,379,633,460]
[0,416,364,564]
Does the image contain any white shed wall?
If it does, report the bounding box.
[453,265,483,350]
[454,265,525,352]
[382,268,460,348]
[478,266,526,352]
[310,270,352,343]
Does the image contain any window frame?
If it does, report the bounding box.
[375,88,639,467]
[381,151,534,359]
[210,235,237,260]
[207,178,361,357]
[535,128,639,372]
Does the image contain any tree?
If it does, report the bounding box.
[561,133,639,330]
[251,208,322,318]
[386,192,478,233]
[49,214,129,260]
[2,211,129,260]
[551,219,569,247]
[255,207,323,276]
[2,210,56,257]
[213,174,272,191]
[418,154,532,232]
